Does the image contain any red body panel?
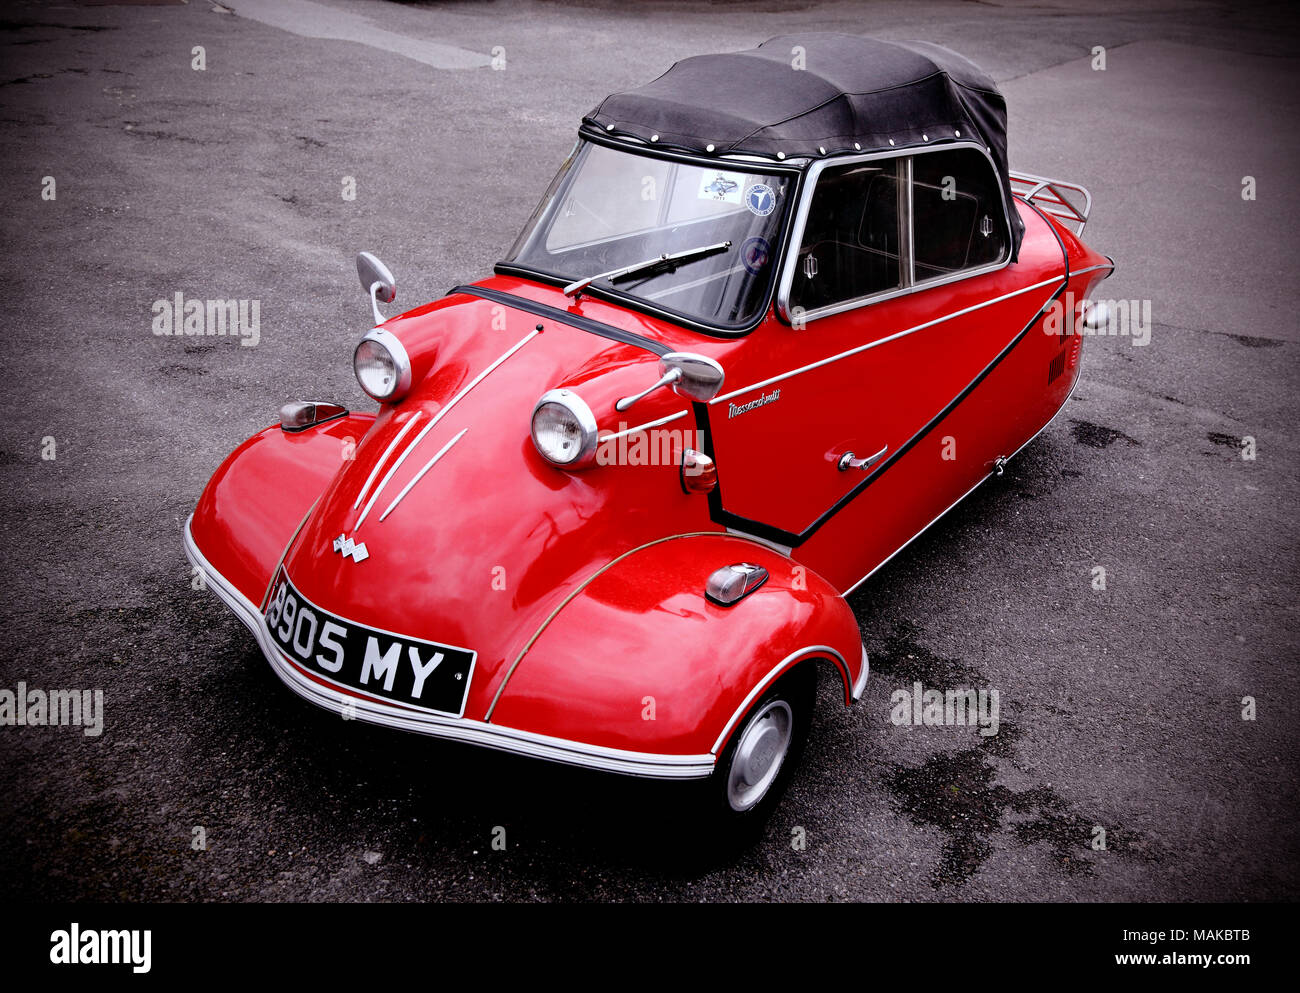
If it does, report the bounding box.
[191,414,375,606]
[490,533,860,755]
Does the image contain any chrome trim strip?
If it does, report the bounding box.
[260,501,317,612]
[724,527,792,556]
[841,353,1085,597]
[709,644,847,755]
[598,409,688,443]
[901,156,915,288]
[852,642,870,701]
[1070,262,1115,277]
[789,258,1011,324]
[378,428,468,523]
[356,328,539,529]
[184,516,715,780]
[713,275,1065,405]
[353,411,423,510]
[775,141,1015,325]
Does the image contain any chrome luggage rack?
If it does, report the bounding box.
[1009,171,1092,236]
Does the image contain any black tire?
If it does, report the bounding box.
[700,664,817,843]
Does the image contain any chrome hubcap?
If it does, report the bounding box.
[726,699,793,812]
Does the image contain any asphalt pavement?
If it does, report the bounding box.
[0,0,1296,901]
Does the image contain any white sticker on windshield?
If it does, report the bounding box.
[699,171,745,204]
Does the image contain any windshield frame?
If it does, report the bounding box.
[496,128,807,338]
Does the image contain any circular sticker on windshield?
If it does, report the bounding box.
[745,183,776,216]
[741,236,770,274]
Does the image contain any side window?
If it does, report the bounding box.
[911,149,1007,280]
[790,159,905,313]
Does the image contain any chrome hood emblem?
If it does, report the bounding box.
[332,533,369,563]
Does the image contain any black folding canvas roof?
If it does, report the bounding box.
[584,33,1023,257]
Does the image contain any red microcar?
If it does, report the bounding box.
[185,34,1113,827]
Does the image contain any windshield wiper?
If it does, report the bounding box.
[562,241,731,299]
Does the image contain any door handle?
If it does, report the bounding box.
[837,444,888,472]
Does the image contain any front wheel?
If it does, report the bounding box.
[704,665,816,836]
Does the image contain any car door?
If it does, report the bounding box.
[706,146,1034,582]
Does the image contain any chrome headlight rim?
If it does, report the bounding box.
[353,328,412,402]
[531,388,599,468]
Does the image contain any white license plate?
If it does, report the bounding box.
[264,570,476,718]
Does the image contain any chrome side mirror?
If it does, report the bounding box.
[357,251,396,326]
[616,352,724,412]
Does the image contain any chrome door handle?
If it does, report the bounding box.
[837,444,888,472]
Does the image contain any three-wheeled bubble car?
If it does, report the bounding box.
[186,34,1112,826]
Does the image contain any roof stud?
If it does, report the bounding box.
[650,134,659,142]
[706,143,715,152]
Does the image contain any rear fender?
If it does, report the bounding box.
[488,533,866,758]
[190,414,376,605]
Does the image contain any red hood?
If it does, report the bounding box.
[281,278,723,722]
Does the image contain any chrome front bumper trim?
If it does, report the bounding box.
[183,516,715,780]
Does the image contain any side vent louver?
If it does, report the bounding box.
[1048,351,1066,384]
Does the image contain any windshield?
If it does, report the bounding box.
[504,141,793,329]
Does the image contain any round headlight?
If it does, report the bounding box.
[531,389,598,468]
[353,328,412,402]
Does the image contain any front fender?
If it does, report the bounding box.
[488,533,866,758]
[190,414,376,605]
